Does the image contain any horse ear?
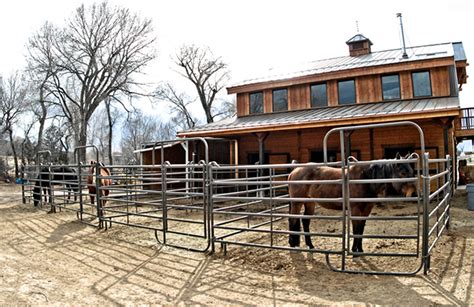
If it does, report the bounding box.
[366,164,383,179]
[395,152,401,160]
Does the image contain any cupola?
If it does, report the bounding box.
[346,34,373,56]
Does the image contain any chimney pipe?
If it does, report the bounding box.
[397,13,408,59]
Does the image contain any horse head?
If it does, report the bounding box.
[391,159,416,197]
[364,159,415,198]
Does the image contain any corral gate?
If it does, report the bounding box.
[90,138,214,252]
[21,122,452,275]
[209,121,451,275]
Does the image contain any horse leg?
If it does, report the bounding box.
[43,187,47,202]
[66,184,71,203]
[289,202,303,247]
[97,188,109,229]
[351,204,374,255]
[47,187,56,214]
[302,203,315,249]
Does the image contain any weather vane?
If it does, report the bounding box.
[356,20,360,33]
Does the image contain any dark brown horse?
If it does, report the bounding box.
[33,166,78,213]
[288,160,416,254]
[87,161,112,221]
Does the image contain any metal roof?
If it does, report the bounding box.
[346,34,372,45]
[453,42,467,61]
[133,141,182,154]
[230,42,460,88]
[181,97,460,135]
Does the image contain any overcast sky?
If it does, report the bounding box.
[1,0,473,118]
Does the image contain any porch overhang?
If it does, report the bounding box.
[178,97,460,138]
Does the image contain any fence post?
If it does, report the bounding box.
[340,130,347,271]
[422,152,430,274]
[21,164,26,204]
[95,162,101,228]
[161,144,167,245]
[209,162,215,254]
[446,155,452,230]
[78,162,83,221]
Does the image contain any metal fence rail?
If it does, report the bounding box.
[210,156,426,275]
[96,162,211,252]
[19,122,454,275]
[424,154,452,273]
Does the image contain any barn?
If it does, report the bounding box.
[175,35,470,178]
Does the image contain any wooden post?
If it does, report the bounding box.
[297,130,302,162]
[255,132,269,165]
[369,128,374,160]
[344,131,353,160]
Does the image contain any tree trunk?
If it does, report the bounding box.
[8,128,19,178]
[197,90,213,123]
[78,122,88,163]
[35,86,48,155]
[106,100,113,165]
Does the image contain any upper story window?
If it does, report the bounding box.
[272,88,288,112]
[249,92,263,114]
[338,79,356,105]
[382,74,401,100]
[310,83,327,108]
[412,71,432,97]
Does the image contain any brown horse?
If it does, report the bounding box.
[288,160,416,254]
[87,161,112,222]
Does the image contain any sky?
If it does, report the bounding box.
[1,0,473,119]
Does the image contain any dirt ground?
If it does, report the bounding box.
[1,183,473,305]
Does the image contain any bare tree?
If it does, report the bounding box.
[27,2,156,161]
[89,99,124,164]
[175,45,230,123]
[121,110,175,164]
[88,110,109,161]
[43,124,71,164]
[216,96,237,118]
[154,82,197,130]
[26,22,58,156]
[20,120,36,165]
[0,72,30,177]
[104,98,124,165]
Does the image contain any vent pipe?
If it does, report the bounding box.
[397,13,408,59]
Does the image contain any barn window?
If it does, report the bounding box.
[382,74,401,100]
[272,88,288,112]
[412,71,432,97]
[249,92,263,114]
[310,83,327,107]
[338,79,356,105]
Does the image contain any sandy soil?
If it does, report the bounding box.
[0,183,473,305]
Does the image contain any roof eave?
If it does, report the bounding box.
[178,107,460,138]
